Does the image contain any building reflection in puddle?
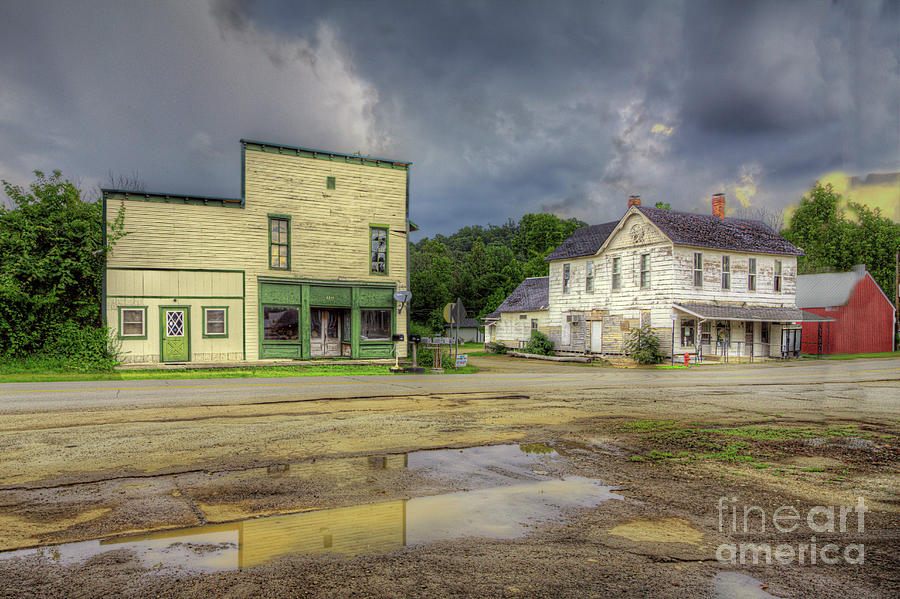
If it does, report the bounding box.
[0,445,619,573]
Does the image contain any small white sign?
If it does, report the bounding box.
[455,354,468,367]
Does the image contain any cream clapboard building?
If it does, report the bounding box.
[489,194,829,358]
[103,139,411,364]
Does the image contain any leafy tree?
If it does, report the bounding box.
[654,201,671,209]
[409,212,586,328]
[0,170,124,368]
[781,182,900,299]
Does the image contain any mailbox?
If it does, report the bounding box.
[392,333,405,342]
[409,334,421,343]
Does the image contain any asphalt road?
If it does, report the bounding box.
[0,356,897,413]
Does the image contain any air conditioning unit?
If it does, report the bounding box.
[566,314,581,324]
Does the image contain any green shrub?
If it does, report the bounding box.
[416,347,451,368]
[624,324,665,364]
[484,341,508,354]
[524,329,554,356]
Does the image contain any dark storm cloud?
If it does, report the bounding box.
[1,0,897,232]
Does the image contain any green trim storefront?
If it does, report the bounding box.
[258,278,397,360]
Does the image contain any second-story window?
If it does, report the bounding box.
[612,257,621,290]
[269,216,290,270]
[721,255,730,289]
[562,263,570,293]
[774,260,782,292]
[370,227,388,274]
[640,253,650,288]
[748,258,757,291]
[585,260,594,292]
[693,252,703,287]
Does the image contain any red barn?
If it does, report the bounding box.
[797,265,896,354]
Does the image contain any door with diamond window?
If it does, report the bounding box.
[160,306,190,362]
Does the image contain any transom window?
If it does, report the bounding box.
[119,308,146,338]
[585,260,594,292]
[269,216,290,270]
[640,253,650,288]
[774,260,782,292]
[721,255,730,289]
[693,253,703,287]
[562,263,570,293]
[203,308,227,337]
[370,227,388,274]
[748,258,757,291]
[612,257,621,290]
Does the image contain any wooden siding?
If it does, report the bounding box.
[545,209,801,355]
[106,148,408,361]
[487,311,545,346]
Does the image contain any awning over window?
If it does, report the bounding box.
[673,303,834,323]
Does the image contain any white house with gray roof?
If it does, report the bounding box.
[490,194,830,359]
[543,194,831,358]
[483,277,549,347]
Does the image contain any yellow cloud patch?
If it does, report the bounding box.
[650,124,674,136]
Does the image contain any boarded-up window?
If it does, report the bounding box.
[693,253,703,287]
[361,309,390,340]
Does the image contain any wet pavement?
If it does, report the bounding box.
[0,444,620,573]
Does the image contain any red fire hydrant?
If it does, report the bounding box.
[684,353,690,367]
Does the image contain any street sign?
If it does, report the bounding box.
[443,300,467,324]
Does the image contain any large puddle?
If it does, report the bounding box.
[0,444,619,573]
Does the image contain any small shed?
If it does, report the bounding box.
[444,316,484,343]
[796,265,896,354]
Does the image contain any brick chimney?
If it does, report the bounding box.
[712,193,725,219]
[628,194,641,209]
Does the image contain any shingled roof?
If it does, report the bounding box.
[491,277,549,314]
[544,222,618,261]
[636,206,804,256]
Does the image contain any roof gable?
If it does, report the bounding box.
[544,221,618,261]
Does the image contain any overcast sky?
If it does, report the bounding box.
[1,0,898,235]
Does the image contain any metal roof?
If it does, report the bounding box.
[796,268,866,308]
[674,303,833,323]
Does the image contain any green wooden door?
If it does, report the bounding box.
[160,306,190,362]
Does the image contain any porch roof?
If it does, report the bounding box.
[673,303,834,323]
